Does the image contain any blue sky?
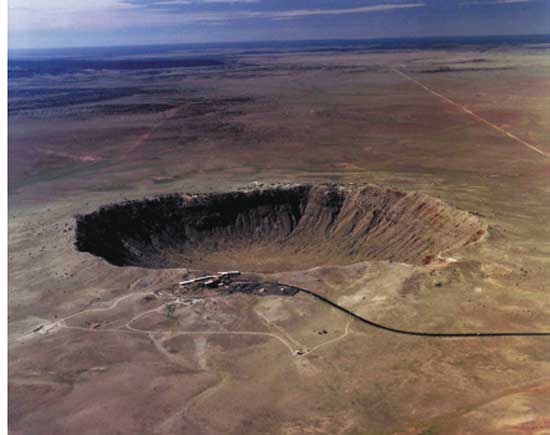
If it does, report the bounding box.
[8,0,550,49]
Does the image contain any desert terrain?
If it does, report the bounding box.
[8,37,550,434]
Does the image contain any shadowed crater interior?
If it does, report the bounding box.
[75,183,485,272]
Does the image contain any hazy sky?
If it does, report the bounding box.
[8,0,550,49]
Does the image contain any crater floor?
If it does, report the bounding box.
[75,183,485,272]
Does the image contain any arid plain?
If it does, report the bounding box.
[8,39,550,434]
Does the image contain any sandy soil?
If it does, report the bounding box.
[8,42,550,434]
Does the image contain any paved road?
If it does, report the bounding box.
[300,288,550,338]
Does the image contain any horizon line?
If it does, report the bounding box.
[8,32,550,52]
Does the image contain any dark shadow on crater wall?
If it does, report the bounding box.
[75,184,485,271]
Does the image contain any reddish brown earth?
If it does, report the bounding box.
[8,42,550,435]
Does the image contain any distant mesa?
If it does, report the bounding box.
[75,184,485,272]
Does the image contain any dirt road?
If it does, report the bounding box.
[392,68,549,158]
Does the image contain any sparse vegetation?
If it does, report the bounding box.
[164,303,176,320]
[418,427,439,435]
[9,38,550,435]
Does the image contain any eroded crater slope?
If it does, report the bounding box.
[75,184,485,272]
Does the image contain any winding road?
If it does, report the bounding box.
[299,288,550,338]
